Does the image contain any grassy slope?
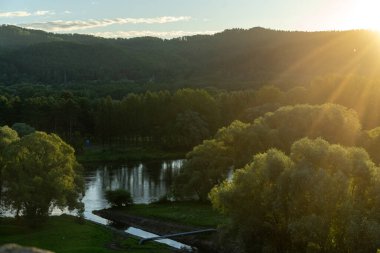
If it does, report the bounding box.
[0,215,171,253]
[123,202,228,228]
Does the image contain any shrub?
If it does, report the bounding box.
[105,189,133,207]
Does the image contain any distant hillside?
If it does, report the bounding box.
[1,25,380,88]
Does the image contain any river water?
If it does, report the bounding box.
[80,159,191,250]
[81,159,184,220]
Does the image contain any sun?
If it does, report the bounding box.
[345,0,380,31]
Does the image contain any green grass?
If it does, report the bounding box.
[122,202,228,228]
[77,146,185,163]
[0,215,171,253]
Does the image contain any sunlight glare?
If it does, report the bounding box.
[346,0,380,31]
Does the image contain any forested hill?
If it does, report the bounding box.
[1,25,380,88]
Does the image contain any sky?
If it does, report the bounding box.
[0,0,380,38]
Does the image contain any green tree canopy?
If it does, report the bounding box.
[0,125,19,149]
[175,103,362,200]
[11,122,35,137]
[165,110,210,150]
[173,139,233,201]
[240,103,361,160]
[2,132,84,219]
[210,138,380,253]
[173,89,219,131]
[0,125,19,205]
[361,126,380,163]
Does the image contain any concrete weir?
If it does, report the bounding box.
[139,229,217,244]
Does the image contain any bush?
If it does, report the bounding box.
[105,189,133,207]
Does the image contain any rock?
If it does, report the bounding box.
[0,244,54,253]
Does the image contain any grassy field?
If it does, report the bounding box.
[77,146,185,163]
[122,201,228,228]
[0,215,172,253]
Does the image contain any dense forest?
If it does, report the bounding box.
[1,75,380,154]
[1,25,380,88]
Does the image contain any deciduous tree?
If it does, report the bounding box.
[2,132,84,219]
[0,126,19,206]
[210,138,380,253]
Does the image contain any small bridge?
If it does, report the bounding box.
[139,228,217,245]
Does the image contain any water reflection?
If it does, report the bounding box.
[82,159,184,219]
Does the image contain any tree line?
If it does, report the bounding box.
[1,75,380,152]
[0,85,288,151]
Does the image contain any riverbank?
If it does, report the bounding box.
[77,146,185,163]
[123,202,228,228]
[0,215,173,253]
[94,202,228,252]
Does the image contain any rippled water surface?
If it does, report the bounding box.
[82,159,184,217]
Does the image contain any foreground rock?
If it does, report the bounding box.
[0,244,53,253]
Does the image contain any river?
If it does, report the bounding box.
[81,159,183,220]
[80,159,192,250]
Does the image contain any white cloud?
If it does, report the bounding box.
[90,30,219,39]
[63,10,72,14]
[0,11,31,18]
[34,10,55,16]
[0,10,55,18]
[20,16,191,32]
